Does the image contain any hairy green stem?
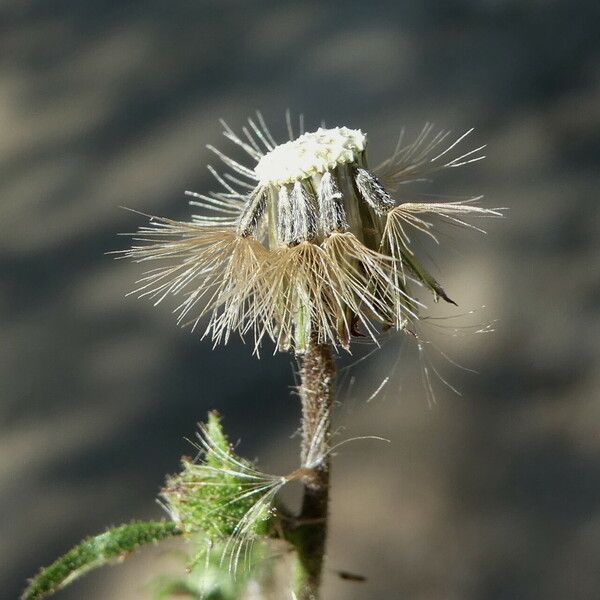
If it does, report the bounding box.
[293,341,335,600]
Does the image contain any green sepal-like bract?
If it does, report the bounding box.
[161,411,277,541]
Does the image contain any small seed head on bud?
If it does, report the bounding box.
[161,413,278,540]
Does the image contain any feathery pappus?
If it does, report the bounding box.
[122,112,501,353]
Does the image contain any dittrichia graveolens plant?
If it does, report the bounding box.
[24,112,501,600]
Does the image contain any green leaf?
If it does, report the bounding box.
[23,521,182,600]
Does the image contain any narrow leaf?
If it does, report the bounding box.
[401,249,457,305]
[23,521,182,600]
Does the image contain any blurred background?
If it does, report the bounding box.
[2,1,599,598]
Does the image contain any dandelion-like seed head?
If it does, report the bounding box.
[122,112,501,353]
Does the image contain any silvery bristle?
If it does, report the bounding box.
[289,181,318,243]
[354,167,395,214]
[317,171,348,234]
[237,186,267,237]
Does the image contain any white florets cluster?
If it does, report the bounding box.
[254,127,366,185]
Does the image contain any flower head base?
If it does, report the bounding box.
[123,112,501,353]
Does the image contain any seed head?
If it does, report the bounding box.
[122,112,501,353]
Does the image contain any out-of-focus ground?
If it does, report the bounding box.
[1,1,599,599]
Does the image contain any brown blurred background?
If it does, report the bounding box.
[2,1,599,599]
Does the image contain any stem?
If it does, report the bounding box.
[293,341,336,600]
